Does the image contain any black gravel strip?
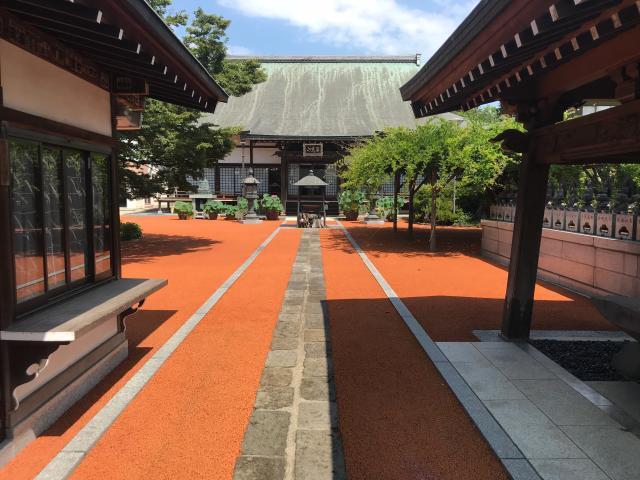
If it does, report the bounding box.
[530,340,630,381]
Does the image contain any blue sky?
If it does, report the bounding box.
[170,0,478,59]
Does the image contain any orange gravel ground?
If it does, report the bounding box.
[321,229,509,480]
[0,216,284,480]
[341,222,614,341]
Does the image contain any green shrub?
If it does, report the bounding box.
[120,222,143,241]
[414,188,472,226]
[203,200,225,214]
[235,197,249,220]
[174,201,193,219]
[338,189,366,219]
[223,205,238,219]
[260,194,284,213]
[375,196,406,221]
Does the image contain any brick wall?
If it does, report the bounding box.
[481,220,640,298]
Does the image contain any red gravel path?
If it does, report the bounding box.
[341,222,614,341]
[0,216,284,480]
[321,229,509,480]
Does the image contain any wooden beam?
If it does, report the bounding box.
[534,99,640,165]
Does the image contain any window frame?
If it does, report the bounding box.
[7,129,116,319]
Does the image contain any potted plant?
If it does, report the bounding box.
[338,189,366,221]
[120,222,143,241]
[376,196,405,222]
[203,200,225,220]
[174,201,193,220]
[223,205,238,219]
[235,197,249,220]
[260,194,284,220]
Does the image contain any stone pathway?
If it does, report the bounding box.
[233,230,346,480]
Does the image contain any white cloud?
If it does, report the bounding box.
[217,0,478,57]
[227,45,255,55]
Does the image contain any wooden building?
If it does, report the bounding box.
[0,0,227,461]
[201,56,421,215]
[401,0,640,339]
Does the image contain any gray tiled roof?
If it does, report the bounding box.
[204,56,422,138]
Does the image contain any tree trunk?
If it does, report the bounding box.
[393,171,400,233]
[429,173,437,252]
[408,180,415,237]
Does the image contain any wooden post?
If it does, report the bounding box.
[501,140,550,339]
[249,140,254,166]
[280,143,288,207]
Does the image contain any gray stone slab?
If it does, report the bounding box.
[266,350,298,368]
[304,314,326,329]
[304,329,327,343]
[562,425,640,480]
[501,459,543,480]
[283,296,304,307]
[255,387,295,410]
[233,456,286,480]
[270,336,298,350]
[513,379,617,427]
[274,322,300,338]
[298,401,337,430]
[437,342,487,363]
[588,381,640,424]
[530,459,608,480]
[474,343,556,380]
[260,368,293,387]
[281,304,302,314]
[300,378,334,402]
[484,399,585,459]
[241,411,290,456]
[295,430,346,480]
[453,360,526,401]
[304,342,329,358]
[303,304,324,316]
[303,357,331,378]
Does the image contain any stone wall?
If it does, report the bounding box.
[481,220,640,298]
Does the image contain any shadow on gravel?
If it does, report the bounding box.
[122,234,219,264]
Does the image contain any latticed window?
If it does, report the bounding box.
[380,178,395,195]
[325,164,338,197]
[220,166,242,195]
[288,164,299,195]
[187,168,215,192]
[252,167,269,194]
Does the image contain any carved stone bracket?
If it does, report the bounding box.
[8,341,69,410]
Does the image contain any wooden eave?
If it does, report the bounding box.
[402,0,640,117]
[2,0,228,112]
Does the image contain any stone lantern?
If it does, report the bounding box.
[364,188,384,224]
[241,168,262,224]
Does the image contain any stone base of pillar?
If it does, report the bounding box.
[363,215,384,225]
[241,216,263,224]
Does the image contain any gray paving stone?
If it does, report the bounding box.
[303,304,324,316]
[453,360,526,401]
[304,314,326,329]
[255,387,295,410]
[512,379,617,427]
[266,350,298,368]
[283,296,304,306]
[303,357,331,378]
[304,342,329,358]
[298,401,337,430]
[270,336,298,350]
[562,425,640,480]
[501,459,542,480]
[260,368,293,387]
[241,411,290,456]
[274,322,300,338]
[588,381,640,424]
[304,329,327,343]
[437,342,487,363]
[530,459,608,480]
[295,430,346,480]
[233,456,286,480]
[281,304,302,314]
[300,378,333,401]
[474,343,556,380]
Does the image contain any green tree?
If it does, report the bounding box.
[119,1,267,200]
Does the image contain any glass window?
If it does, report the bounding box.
[92,153,112,277]
[10,139,45,303]
[64,150,89,282]
[42,146,66,290]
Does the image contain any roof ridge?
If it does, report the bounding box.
[227,55,422,65]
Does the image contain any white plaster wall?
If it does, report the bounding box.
[0,40,112,136]
[219,146,280,164]
[14,317,119,405]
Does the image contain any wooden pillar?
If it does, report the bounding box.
[280,143,288,206]
[501,139,550,340]
[393,171,400,233]
[249,140,254,166]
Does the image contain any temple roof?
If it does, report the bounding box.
[204,56,421,139]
